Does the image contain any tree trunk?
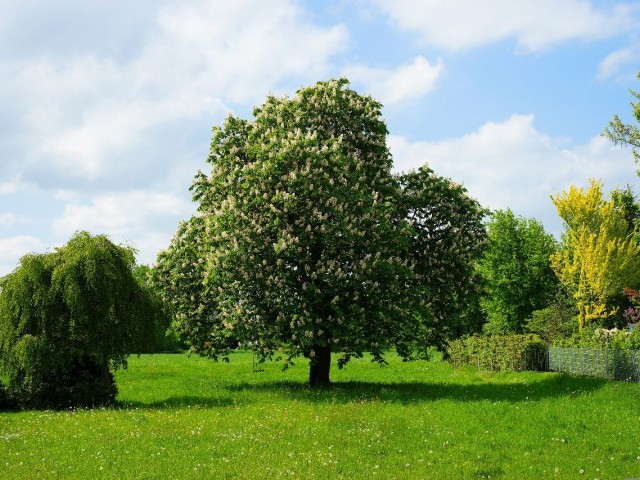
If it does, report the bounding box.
[309,344,331,387]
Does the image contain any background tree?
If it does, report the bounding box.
[132,263,179,353]
[395,167,487,347]
[0,231,168,408]
[603,72,640,170]
[610,185,640,238]
[152,216,223,354]
[550,180,640,329]
[158,79,486,386]
[478,209,559,334]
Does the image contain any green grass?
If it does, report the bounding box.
[1,351,639,479]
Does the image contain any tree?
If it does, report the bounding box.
[478,209,559,334]
[395,168,487,345]
[152,216,225,354]
[550,180,640,330]
[131,263,178,353]
[157,79,486,386]
[603,72,640,171]
[610,185,640,237]
[0,231,168,408]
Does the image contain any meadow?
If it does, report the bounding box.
[1,351,639,479]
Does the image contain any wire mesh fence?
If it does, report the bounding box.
[547,347,640,382]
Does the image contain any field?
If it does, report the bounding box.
[1,351,639,479]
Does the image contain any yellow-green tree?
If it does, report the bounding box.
[551,180,640,329]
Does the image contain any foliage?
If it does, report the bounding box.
[0,380,10,410]
[0,231,168,409]
[394,167,488,348]
[524,290,578,343]
[133,264,181,353]
[152,215,230,355]
[478,209,558,334]
[610,185,640,235]
[446,334,547,372]
[603,71,640,171]
[156,79,487,385]
[550,180,640,329]
[554,326,640,351]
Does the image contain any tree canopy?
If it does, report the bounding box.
[603,72,640,171]
[0,231,168,408]
[478,209,559,334]
[550,180,640,329]
[155,79,486,385]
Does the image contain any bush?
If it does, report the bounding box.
[447,334,547,372]
[554,326,640,350]
[154,329,186,353]
[525,295,578,343]
[5,349,118,409]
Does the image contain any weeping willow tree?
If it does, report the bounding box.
[0,231,168,409]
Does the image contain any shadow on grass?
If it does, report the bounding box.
[112,373,609,410]
[223,373,608,405]
[116,396,237,410]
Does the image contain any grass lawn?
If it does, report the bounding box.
[1,351,639,479]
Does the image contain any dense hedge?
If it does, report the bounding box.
[447,334,547,372]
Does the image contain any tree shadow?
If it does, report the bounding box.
[224,373,608,404]
[111,372,609,410]
[115,395,237,410]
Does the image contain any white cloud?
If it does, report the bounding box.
[389,114,638,236]
[0,179,22,195]
[344,56,444,106]
[598,42,640,80]
[52,190,193,265]
[0,235,45,275]
[2,0,349,186]
[53,191,191,237]
[371,0,639,52]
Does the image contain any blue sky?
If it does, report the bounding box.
[1,0,640,275]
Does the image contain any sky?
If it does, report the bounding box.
[1,0,640,275]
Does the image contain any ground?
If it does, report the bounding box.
[0,351,639,479]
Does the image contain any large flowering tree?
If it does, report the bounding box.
[154,79,486,386]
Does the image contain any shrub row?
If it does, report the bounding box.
[447,334,547,372]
